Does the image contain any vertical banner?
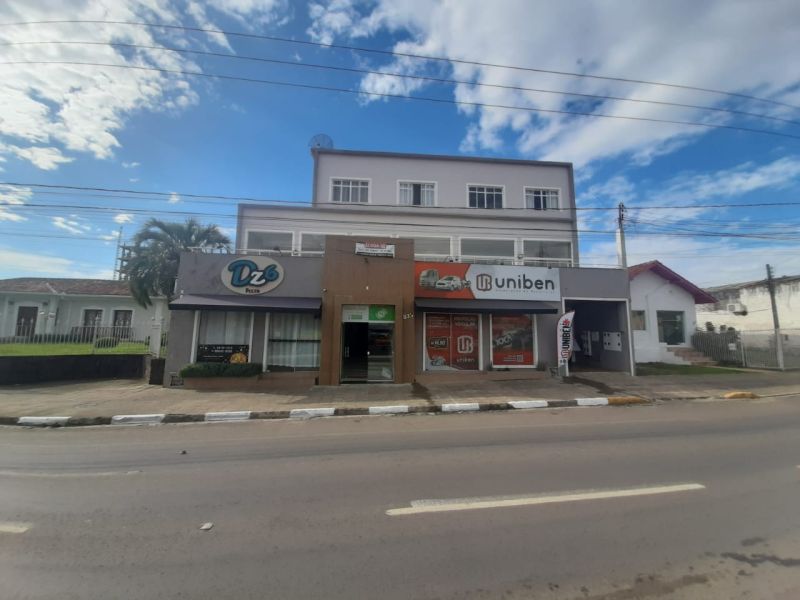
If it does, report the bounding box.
[451,314,480,370]
[491,314,535,367]
[425,313,480,370]
[557,310,576,376]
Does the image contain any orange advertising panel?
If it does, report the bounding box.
[415,263,473,300]
[424,313,479,370]
[491,314,535,367]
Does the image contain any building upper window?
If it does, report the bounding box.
[461,238,515,257]
[412,237,450,256]
[247,231,293,252]
[300,233,326,254]
[522,240,572,263]
[525,188,560,210]
[399,182,435,206]
[332,179,369,203]
[468,185,503,209]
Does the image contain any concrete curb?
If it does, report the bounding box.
[4,395,651,428]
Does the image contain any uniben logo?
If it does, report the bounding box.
[223,258,284,295]
[456,335,474,354]
[475,273,493,291]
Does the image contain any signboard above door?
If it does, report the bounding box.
[355,242,396,258]
[342,304,395,323]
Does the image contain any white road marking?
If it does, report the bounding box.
[17,416,70,426]
[205,411,251,422]
[289,407,335,419]
[509,400,549,409]
[576,397,610,406]
[0,470,141,478]
[0,522,32,533]
[442,403,480,413]
[386,483,706,516]
[369,405,410,415]
[111,414,165,425]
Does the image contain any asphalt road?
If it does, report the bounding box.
[2,397,800,599]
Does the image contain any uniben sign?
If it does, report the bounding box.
[467,265,560,301]
[221,257,285,295]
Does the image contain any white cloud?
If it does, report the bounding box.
[0,0,291,170]
[0,184,31,222]
[583,235,800,288]
[122,161,140,169]
[99,229,123,241]
[0,249,74,275]
[168,192,181,204]
[52,216,91,235]
[113,213,134,224]
[129,177,140,183]
[308,0,800,167]
[582,175,636,205]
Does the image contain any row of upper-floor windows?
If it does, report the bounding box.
[244,230,573,265]
[329,178,562,210]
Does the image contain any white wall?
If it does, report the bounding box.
[697,279,800,331]
[630,271,697,364]
[0,293,168,337]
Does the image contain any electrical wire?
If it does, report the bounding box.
[4,19,798,110]
[3,40,797,128]
[3,60,800,142]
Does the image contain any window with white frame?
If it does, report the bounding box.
[246,231,293,252]
[412,237,450,257]
[399,182,435,206]
[332,179,369,203]
[468,185,503,209]
[525,188,560,210]
[522,240,572,265]
[300,233,326,254]
[460,238,515,258]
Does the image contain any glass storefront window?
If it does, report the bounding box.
[268,313,321,370]
[424,313,480,371]
[491,314,536,367]
[196,311,251,363]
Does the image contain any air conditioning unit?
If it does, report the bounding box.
[727,302,748,315]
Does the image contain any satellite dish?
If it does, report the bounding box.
[308,133,334,149]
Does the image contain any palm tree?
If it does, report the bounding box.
[126,218,230,307]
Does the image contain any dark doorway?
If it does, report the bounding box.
[16,306,37,337]
[341,322,369,382]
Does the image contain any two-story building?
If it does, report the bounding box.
[165,148,634,386]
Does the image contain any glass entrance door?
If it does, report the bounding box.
[367,323,394,382]
[341,322,369,382]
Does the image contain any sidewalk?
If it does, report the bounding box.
[1,369,798,419]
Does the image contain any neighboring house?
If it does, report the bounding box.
[628,261,716,364]
[166,148,635,385]
[696,275,800,331]
[0,278,168,338]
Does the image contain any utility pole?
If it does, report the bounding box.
[766,264,785,370]
[616,202,627,268]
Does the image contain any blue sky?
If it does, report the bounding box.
[1,0,799,287]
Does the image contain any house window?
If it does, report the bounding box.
[460,238,515,258]
[83,309,102,327]
[657,311,685,344]
[246,231,293,252]
[525,188,559,210]
[300,233,326,254]
[113,310,133,328]
[412,237,450,257]
[332,179,369,203]
[468,185,503,209]
[631,310,646,331]
[522,240,572,266]
[399,182,435,206]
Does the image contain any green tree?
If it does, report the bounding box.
[126,218,230,307]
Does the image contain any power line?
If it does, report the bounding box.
[4,39,798,128]
[13,201,800,241]
[5,181,800,212]
[4,60,799,142]
[4,19,798,111]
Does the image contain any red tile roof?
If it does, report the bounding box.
[0,278,132,296]
[628,261,717,304]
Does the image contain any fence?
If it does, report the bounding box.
[691,328,800,370]
[0,323,168,357]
